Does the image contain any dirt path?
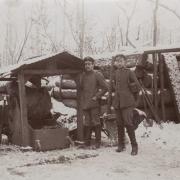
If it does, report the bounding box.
[1,124,180,180]
[0,141,180,180]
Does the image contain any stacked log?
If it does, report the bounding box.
[62,99,77,109]
[51,87,62,101]
[51,75,78,109]
[52,87,77,99]
[94,54,141,79]
[55,79,77,89]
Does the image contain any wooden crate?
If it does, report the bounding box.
[30,126,70,151]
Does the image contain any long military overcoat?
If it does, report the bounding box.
[81,70,108,110]
[113,68,138,109]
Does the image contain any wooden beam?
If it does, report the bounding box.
[107,57,115,114]
[144,47,180,54]
[0,72,12,78]
[18,71,30,146]
[153,53,158,109]
[0,78,17,81]
[23,69,82,76]
[158,53,166,122]
[75,74,84,141]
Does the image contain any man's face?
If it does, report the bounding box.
[114,57,126,69]
[84,61,94,72]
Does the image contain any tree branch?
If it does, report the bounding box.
[16,20,33,63]
[116,0,138,46]
[129,0,138,20]
[106,34,112,52]
[40,21,58,52]
[117,17,124,46]
[153,0,159,46]
[127,37,137,48]
[147,0,180,21]
[55,0,80,46]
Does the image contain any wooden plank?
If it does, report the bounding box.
[18,71,30,146]
[0,100,5,143]
[0,78,17,81]
[0,72,12,78]
[158,53,166,122]
[153,53,158,109]
[144,47,180,54]
[107,57,114,114]
[139,81,162,126]
[74,74,84,141]
[23,69,82,76]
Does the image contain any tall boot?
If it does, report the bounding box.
[116,125,126,152]
[126,126,138,155]
[84,126,92,147]
[94,125,101,149]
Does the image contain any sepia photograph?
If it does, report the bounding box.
[0,0,180,179]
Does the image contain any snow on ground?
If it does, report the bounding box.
[1,122,180,180]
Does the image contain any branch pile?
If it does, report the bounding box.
[164,54,180,117]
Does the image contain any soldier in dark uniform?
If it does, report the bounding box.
[81,57,108,148]
[113,54,138,155]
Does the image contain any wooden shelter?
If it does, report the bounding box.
[141,46,180,123]
[122,46,180,123]
[0,51,85,149]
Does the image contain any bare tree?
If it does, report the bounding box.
[147,0,180,21]
[16,20,33,62]
[55,0,86,58]
[153,0,159,46]
[116,0,138,48]
[147,0,180,45]
[79,0,85,58]
[117,17,124,46]
[106,24,123,52]
[2,1,33,65]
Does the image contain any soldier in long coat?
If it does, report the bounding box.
[113,54,139,155]
[81,57,108,148]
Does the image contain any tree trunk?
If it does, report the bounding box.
[153,0,159,46]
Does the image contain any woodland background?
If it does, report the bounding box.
[0,0,180,66]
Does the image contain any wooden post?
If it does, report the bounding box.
[153,53,158,109]
[0,98,4,143]
[158,53,166,122]
[107,57,115,114]
[75,73,84,141]
[18,71,30,146]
